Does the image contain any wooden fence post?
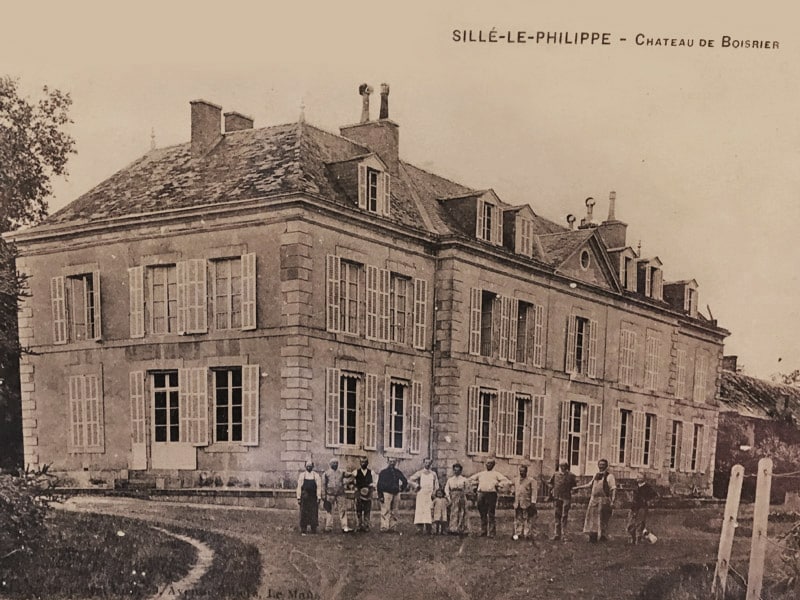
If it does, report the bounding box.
[713,464,744,599]
[746,457,773,600]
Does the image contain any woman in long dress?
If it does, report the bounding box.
[444,463,470,535]
[409,458,439,534]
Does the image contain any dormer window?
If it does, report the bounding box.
[637,258,663,299]
[477,197,502,245]
[649,266,663,300]
[685,286,698,316]
[358,161,390,216]
[518,217,534,256]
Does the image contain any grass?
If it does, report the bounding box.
[0,510,261,600]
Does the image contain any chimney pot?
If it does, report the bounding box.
[190,100,222,157]
[566,214,576,230]
[224,111,254,132]
[607,190,617,221]
[379,83,390,119]
[359,83,373,123]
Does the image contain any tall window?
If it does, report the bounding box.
[367,168,380,213]
[478,390,492,454]
[617,409,632,464]
[514,396,529,457]
[390,275,410,344]
[67,274,97,341]
[644,333,661,390]
[516,302,531,363]
[213,258,242,330]
[619,328,637,385]
[338,375,358,446]
[567,315,597,377]
[214,368,243,442]
[150,265,178,334]
[690,423,703,472]
[467,388,495,455]
[67,373,104,453]
[669,420,683,470]
[480,291,496,357]
[387,380,406,450]
[153,371,180,442]
[643,413,657,467]
[339,261,360,335]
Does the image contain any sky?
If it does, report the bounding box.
[3,1,799,380]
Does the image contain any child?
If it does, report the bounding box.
[627,474,657,544]
[432,488,449,535]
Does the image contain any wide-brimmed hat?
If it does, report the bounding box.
[359,487,371,498]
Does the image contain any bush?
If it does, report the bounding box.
[0,465,58,562]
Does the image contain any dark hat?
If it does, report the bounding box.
[359,487,371,498]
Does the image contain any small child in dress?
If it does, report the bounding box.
[432,488,449,535]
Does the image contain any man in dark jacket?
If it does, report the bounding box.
[377,457,408,533]
[351,456,376,532]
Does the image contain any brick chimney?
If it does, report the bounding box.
[340,83,399,175]
[190,100,222,157]
[596,191,628,248]
[224,111,254,132]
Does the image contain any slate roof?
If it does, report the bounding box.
[719,370,800,420]
[537,229,595,266]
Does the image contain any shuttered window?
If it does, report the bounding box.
[179,367,208,446]
[52,273,102,343]
[467,387,493,455]
[68,373,104,453]
[412,278,428,350]
[644,332,661,390]
[469,288,482,355]
[619,329,637,386]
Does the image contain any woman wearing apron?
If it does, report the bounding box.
[296,460,322,534]
[409,458,439,534]
[444,463,470,535]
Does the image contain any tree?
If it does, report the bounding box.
[0,77,75,470]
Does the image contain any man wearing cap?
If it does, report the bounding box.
[322,458,351,533]
[377,457,408,533]
[468,459,511,537]
[548,461,578,541]
[351,457,376,532]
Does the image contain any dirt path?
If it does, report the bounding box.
[61,497,741,600]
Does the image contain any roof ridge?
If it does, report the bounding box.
[401,161,476,194]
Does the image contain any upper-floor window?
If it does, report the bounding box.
[150,265,179,334]
[693,353,708,402]
[358,164,390,216]
[469,288,545,365]
[517,217,534,257]
[212,258,242,330]
[476,198,502,245]
[644,332,661,390]
[618,328,637,386]
[51,271,102,344]
[390,274,410,344]
[638,261,663,299]
[339,260,361,335]
[566,314,598,378]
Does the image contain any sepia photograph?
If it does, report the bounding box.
[1,1,799,598]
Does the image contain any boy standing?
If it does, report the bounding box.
[627,474,657,544]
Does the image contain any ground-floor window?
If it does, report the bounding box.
[214,368,243,442]
[152,371,179,442]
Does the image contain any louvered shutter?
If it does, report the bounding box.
[587,403,602,464]
[68,375,85,451]
[84,373,104,452]
[51,276,67,344]
[128,266,145,338]
[91,271,102,340]
[358,164,368,209]
[413,278,427,350]
[182,259,207,333]
[496,390,511,457]
[476,199,486,240]
[631,411,646,467]
[326,255,341,332]
[565,315,577,373]
[366,265,378,340]
[242,364,260,446]
[469,288,482,355]
[587,318,599,378]
[364,374,378,450]
[650,416,660,469]
[508,299,518,363]
[326,368,341,447]
[559,400,570,463]
[379,269,390,341]
[176,261,188,334]
[129,371,146,469]
[499,296,510,361]
[530,395,545,460]
[492,206,502,244]
[382,172,391,215]
[383,375,393,450]
[179,368,208,446]
[611,410,621,465]
[532,304,544,367]
[410,380,422,454]
[241,253,257,330]
[467,386,480,454]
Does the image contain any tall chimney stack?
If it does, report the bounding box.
[379,83,390,119]
[190,100,222,157]
[607,190,616,221]
[359,83,373,123]
[597,189,628,248]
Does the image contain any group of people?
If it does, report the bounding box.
[296,456,657,544]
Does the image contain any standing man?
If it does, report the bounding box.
[511,464,537,541]
[548,461,577,541]
[581,458,617,542]
[296,460,322,535]
[468,459,511,538]
[351,456,376,532]
[322,458,351,533]
[377,457,408,533]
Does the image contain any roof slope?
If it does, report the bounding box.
[537,229,594,266]
[719,370,800,420]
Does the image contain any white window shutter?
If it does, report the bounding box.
[129,371,146,470]
[466,386,480,455]
[496,390,509,457]
[326,255,341,332]
[586,404,602,464]
[631,411,646,467]
[676,348,687,399]
[410,380,422,454]
[611,409,621,465]
[128,266,145,338]
[492,206,502,245]
[383,375,392,450]
[68,375,84,451]
[187,259,208,333]
[679,422,690,472]
[565,315,577,373]
[242,364,260,446]
[587,319,599,378]
[176,261,188,334]
[382,172,391,215]
[179,367,208,446]
[413,278,427,350]
[508,299,518,363]
[469,288,482,355]
[532,304,544,367]
[476,199,485,240]
[51,276,67,344]
[84,374,104,452]
[650,416,660,469]
[558,400,570,463]
[699,425,709,474]
[241,253,257,331]
[379,269,390,341]
[498,296,510,361]
[530,395,545,460]
[364,374,378,450]
[366,265,378,340]
[91,271,102,340]
[358,164,367,209]
[326,368,341,447]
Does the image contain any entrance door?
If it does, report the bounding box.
[150,371,196,470]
